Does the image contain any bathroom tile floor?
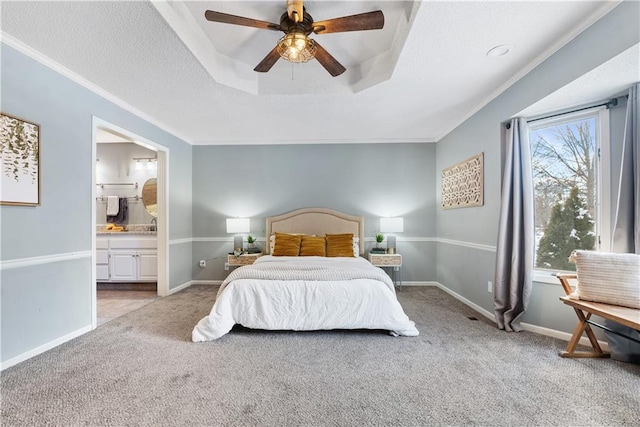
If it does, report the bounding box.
[97,290,158,326]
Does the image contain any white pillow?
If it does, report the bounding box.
[574,250,640,309]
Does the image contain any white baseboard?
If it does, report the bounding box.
[1,324,93,371]
[520,321,609,351]
[191,280,223,286]
[168,280,192,295]
[431,282,495,321]
[432,282,608,350]
[168,280,222,295]
[401,281,439,287]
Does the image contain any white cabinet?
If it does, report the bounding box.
[110,250,138,281]
[97,236,157,282]
[137,250,158,281]
[96,238,110,281]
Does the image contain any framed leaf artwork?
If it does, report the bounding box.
[1,112,40,206]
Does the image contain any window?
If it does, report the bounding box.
[529,107,610,275]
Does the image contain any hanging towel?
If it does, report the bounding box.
[106,196,120,216]
[107,198,128,224]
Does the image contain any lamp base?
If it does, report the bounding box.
[234,235,243,251]
[387,235,396,252]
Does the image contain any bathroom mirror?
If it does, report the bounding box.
[141,178,157,217]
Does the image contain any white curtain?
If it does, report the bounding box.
[494,118,534,332]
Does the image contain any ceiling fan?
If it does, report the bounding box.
[204,0,384,77]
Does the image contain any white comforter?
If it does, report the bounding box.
[192,256,419,341]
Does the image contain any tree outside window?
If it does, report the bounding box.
[530,115,599,272]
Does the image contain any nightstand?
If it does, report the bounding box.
[226,253,262,271]
[368,253,402,288]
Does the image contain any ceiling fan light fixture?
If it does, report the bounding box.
[277,32,316,63]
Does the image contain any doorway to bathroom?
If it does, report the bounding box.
[91,117,169,328]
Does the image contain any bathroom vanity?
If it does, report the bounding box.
[96,226,157,282]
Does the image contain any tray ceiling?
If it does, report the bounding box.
[0,1,621,145]
[153,1,420,95]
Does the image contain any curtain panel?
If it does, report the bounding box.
[494,118,534,332]
[606,82,640,363]
[612,82,640,255]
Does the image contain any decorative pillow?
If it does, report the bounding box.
[573,250,640,309]
[353,237,360,257]
[300,235,326,257]
[270,233,308,254]
[272,232,302,256]
[326,233,355,257]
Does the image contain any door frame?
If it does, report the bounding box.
[91,117,170,329]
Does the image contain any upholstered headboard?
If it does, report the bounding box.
[265,208,364,255]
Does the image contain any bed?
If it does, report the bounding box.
[192,208,418,341]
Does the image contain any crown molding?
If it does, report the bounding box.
[0,32,194,146]
[434,0,622,141]
[191,137,437,146]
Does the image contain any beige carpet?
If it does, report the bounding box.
[1,286,638,426]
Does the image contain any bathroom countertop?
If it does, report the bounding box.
[97,231,157,236]
[96,224,157,236]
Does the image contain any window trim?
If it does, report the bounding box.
[533,269,566,285]
[528,106,611,283]
[596,107,611,251]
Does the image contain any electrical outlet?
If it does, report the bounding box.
[199,260,206,268]
[488,281,493,293]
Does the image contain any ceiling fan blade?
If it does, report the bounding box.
[287,0,304,23]
[254,47,281,73]
[313,10,384,34]
[313,42,346,77]
[204,10,282,31]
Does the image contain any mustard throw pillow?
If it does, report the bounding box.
[326,233,355,257]
[272,232,302,256]
[300,235,326,257]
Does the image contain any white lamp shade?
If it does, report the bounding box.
[226,218,250,233]
[380,217,404,233]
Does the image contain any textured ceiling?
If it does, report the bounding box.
[0,1,620,145]
[153,1,420,95]
[520,43,640,118]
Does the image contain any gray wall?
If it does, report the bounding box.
[2,1,637,367]
[0,43,193,364]
[435,1,639,334]
[191,143,437,282]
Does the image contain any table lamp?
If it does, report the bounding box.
[380,217,404,254]
[226,218,250,252]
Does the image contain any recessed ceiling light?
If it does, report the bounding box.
[487,44,513,58]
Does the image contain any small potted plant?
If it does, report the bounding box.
[375,233,385,248]
[247,235,257,249]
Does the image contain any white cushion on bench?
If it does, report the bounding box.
[573,250,640,309]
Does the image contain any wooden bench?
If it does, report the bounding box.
[557,275,640,358]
